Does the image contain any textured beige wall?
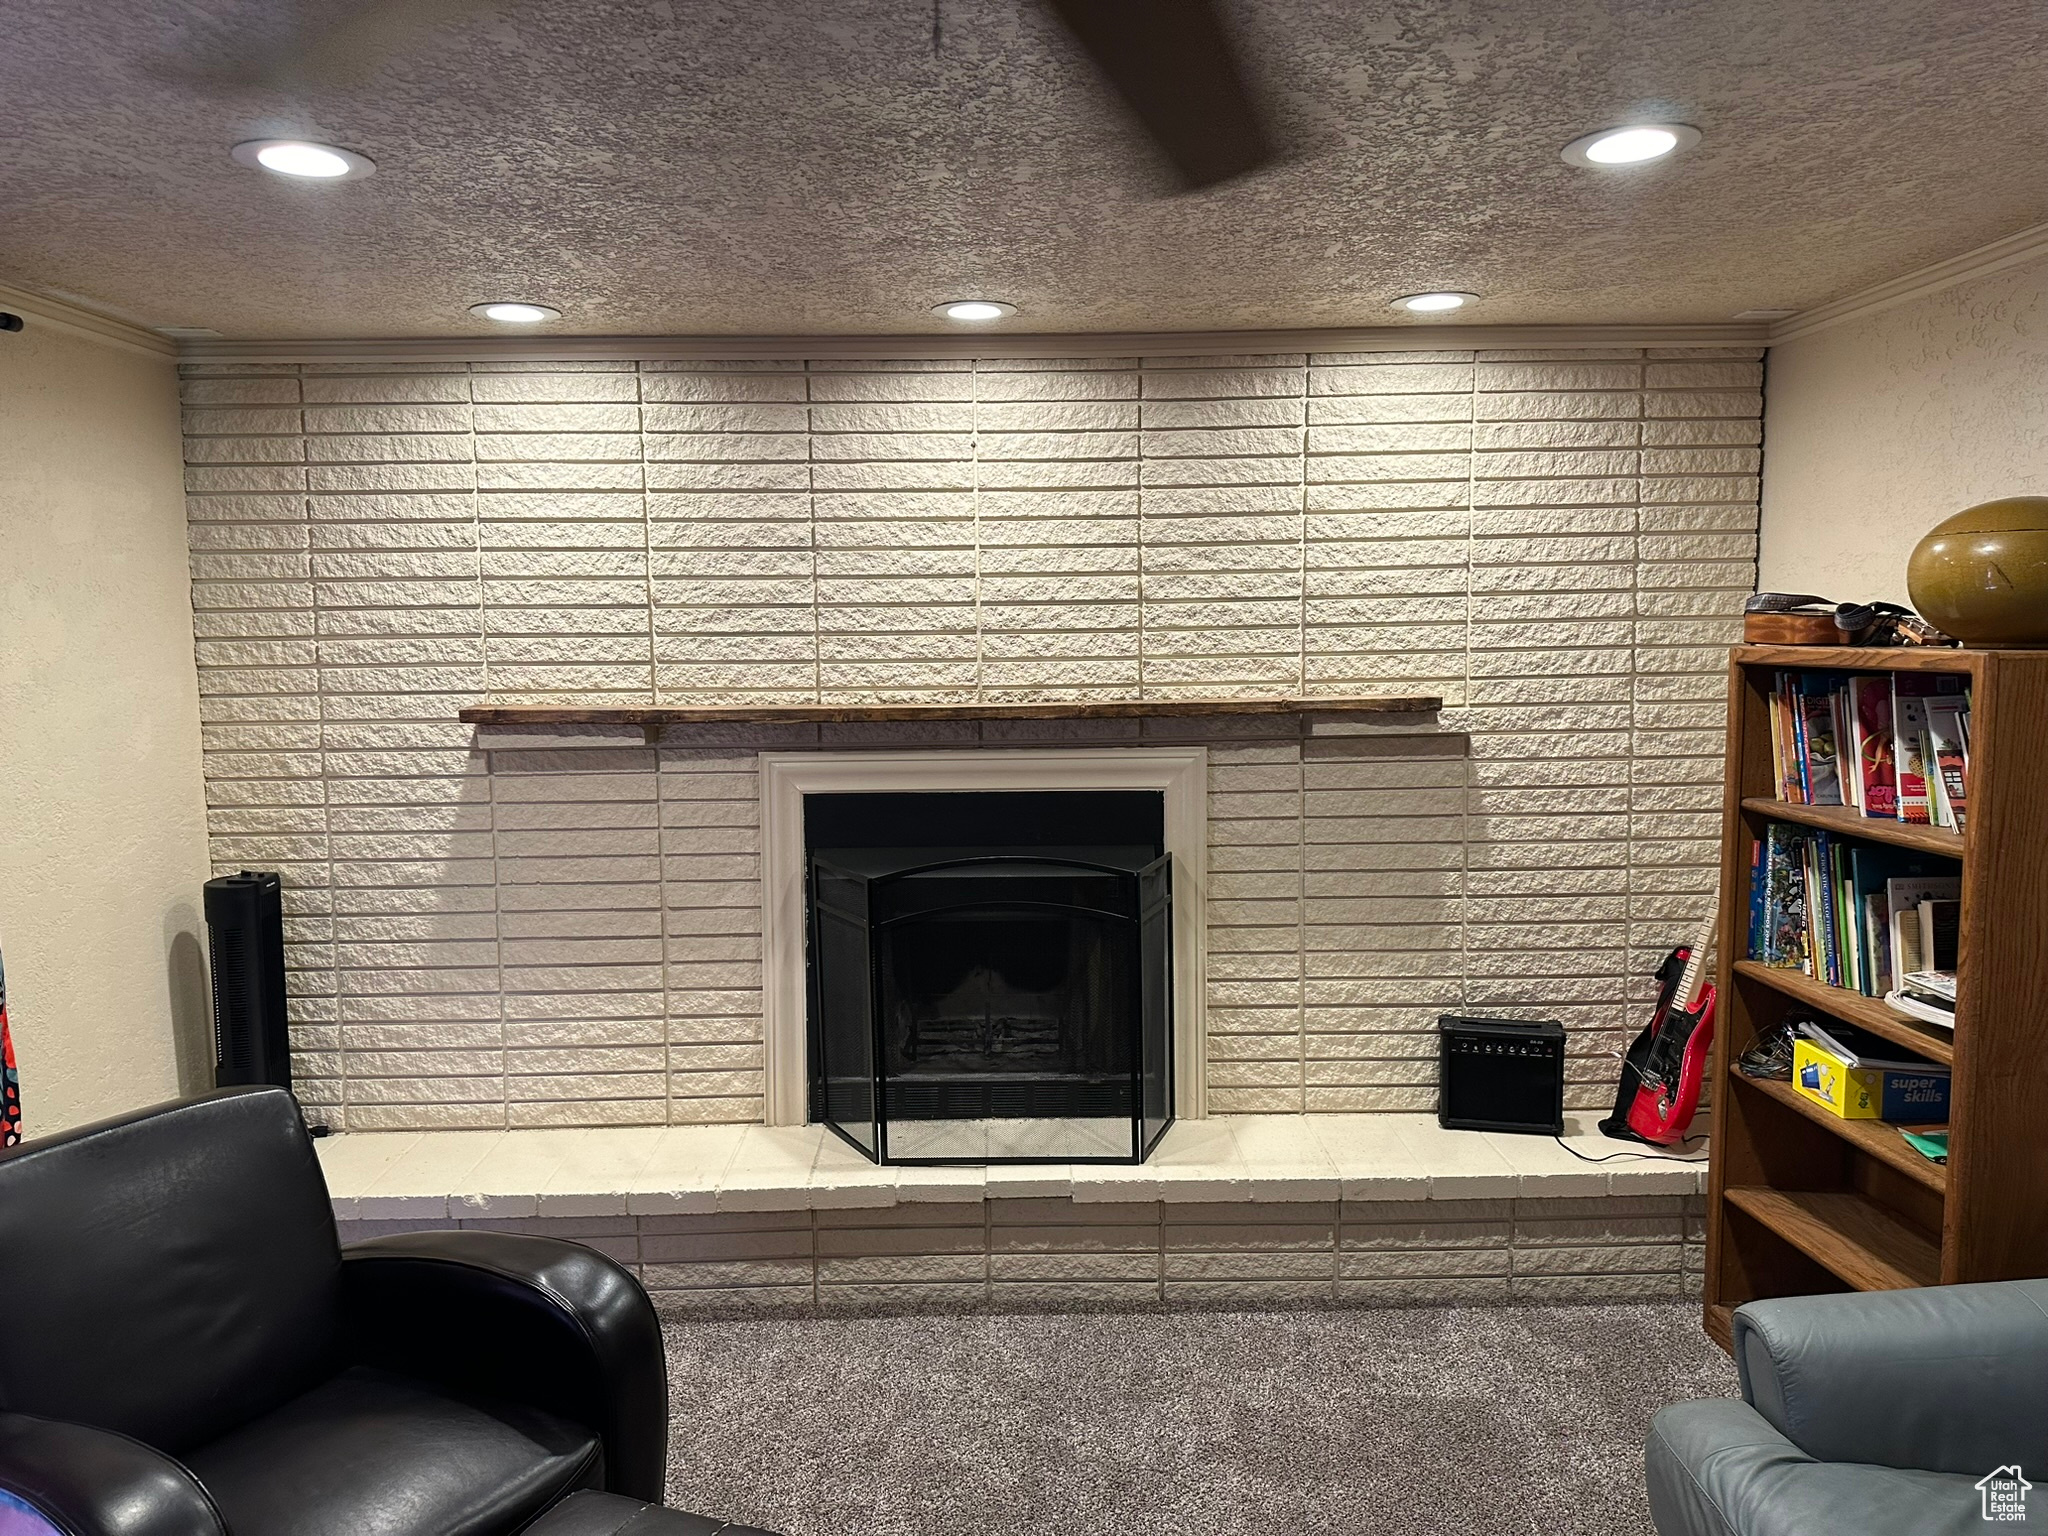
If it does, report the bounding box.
[0,317,211,1135]
[1760,254,2048,606]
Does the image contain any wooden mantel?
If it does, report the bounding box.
[460,694,1441,729]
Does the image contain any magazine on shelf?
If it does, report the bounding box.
[1885,990,1958,1030]
[1902,969,1956,1004]
[1777,682,1804,803]
[1809,831,1842,987]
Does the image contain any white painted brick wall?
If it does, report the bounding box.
[334,1192,1710,1311]
[181,348,1761,1130]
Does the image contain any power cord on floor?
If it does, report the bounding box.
[1551,1133,1707,1164]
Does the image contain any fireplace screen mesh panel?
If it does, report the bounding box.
[811,862,879,1159]
[811,853,1172,1164]
[1139,855,1172,1155]
[806,790,1173,1165]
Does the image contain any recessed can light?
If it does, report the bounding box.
[468,302,562,324]
[934,300,1018,322]
[1391,292,1479,314]
[231,139,376,180]
[1561,124,1702,168]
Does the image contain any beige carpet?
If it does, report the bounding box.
[660,1303,1739,1536]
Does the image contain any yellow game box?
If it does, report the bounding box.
[1792,1035,1951,1121]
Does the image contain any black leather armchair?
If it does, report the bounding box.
[0,1087,668,1536]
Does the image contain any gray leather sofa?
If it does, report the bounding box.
[1648,1280,2048,1535]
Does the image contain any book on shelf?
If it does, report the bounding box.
[1893,673,1969,827]
[1797,675,1845,806]
[1918,898,1960,974]
[1749,825,1959,1004]
[1765,669,1968,826]
[1751,822,1810,973]
[1848,676,1898,818]
[1926,700,1971,831]
[1887,876,1961,991]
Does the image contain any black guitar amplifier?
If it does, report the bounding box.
[1437,1015,1565,1135]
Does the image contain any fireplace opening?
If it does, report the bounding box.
[805,791,1173,1165]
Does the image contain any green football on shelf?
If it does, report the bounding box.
[1906,496,2048,647]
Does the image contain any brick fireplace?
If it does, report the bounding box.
[181,345,1760,1133]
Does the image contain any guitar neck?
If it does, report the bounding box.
[1673,896,1720,1010]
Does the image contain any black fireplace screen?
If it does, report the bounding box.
[809,845,1173,1165]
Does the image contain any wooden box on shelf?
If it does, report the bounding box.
[1703,644,2048,1350]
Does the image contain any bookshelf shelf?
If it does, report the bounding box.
[1739,797,1964,860]
[1731,644,2007,675]
[1705,644,2048,1343]
[1733,1074,1947,1194]
[1724,1186,1940,1291]
[1731,960,1954,1066]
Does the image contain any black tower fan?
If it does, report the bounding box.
[204,870,291,1090]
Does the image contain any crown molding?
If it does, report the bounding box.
[0,280,176,359]
[1769,220,2048,345]
[175,321,1768,365]
[28,220,2048,363]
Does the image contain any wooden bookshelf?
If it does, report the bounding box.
[1705,1302,1734,1350]
[1704,645,2048,1346]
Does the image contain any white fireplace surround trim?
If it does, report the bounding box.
[758,747,1209,1129]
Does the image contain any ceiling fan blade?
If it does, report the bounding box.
[290,0,508,87]
[1040,0,1276,190]
[163,0,505,91]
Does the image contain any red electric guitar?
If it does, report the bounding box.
[1600,901,1718,1147]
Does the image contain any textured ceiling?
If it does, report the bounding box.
[3,0,2046,339]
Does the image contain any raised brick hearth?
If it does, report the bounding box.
[322,1112,1708,1312]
